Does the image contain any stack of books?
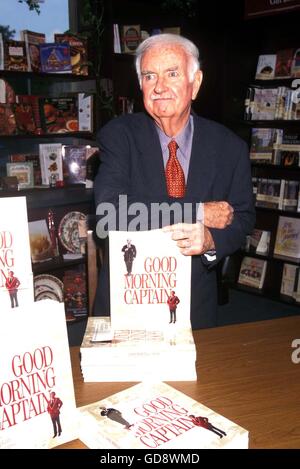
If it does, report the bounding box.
[80,317,197,382]
[80,229,197,382]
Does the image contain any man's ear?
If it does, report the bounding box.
[192,70,203,100]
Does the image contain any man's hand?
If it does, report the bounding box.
[204,201,234,228]
[163,222,215,256]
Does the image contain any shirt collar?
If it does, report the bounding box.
[156,115,193,159]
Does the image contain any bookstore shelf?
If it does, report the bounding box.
[229,282,300,307]
[226,10,300,308]
[0,63,96,325]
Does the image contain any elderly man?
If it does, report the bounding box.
[94,34,255,329]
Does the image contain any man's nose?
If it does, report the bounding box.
[154,75,167,93]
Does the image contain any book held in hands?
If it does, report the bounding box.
[78,382,248,449]
[109,229,192,331]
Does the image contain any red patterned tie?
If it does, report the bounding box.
[165,140,186,197]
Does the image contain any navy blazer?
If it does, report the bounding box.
[93,112,255,329]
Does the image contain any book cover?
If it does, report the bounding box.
[0,77,16,104]
[0,299,77,449]
[40,97,78,134]
[0,104,17,135]
[238,256,267,289]
[6,162,34,189]
[109,229,192,331]
[78,93,93,132]
[0,197,33,310]
[39,143,63,186]
[9,153,42,186]
[255,54,276,80]
[14,102,36,134]
[63,266,87,320]
[54,33,88,76]
[28,219,54,263]
[249,128,275,162]
[39,43,72,73]
[255,178,283,209]
[280,263,298,299]
[121,25,141,54]
[291,47,300,77]
[20,30,45,72]
[280,150,300,167]
[282,180,299,211]
[16,95,42,135]
[4,40,27,72]
[274,48,294,78]
[274,216,300,261]
[245,228,271,255]
[85,146,100,188]
[63,145,87,185]
[78,382,248,449]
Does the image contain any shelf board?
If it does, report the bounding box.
[0,186,94,209]
[242,120,300,127]
[252,78,299,87]
[0,131,94,139]
[240,250,300,266]
[255,205,300,217]
[251,163,300,170]
[32,255,86,275]
[66,315,88,326]
[229,282,300,307]
[0,70,96,81]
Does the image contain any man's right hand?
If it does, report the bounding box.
[203,201,234,228]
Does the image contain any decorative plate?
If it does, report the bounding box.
[58,211,87,253]
[35,290,61,302]
[34,274,64,302]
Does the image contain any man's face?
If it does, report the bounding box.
[140,44,202,125]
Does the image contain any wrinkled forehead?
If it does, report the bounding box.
[141,44,189,69]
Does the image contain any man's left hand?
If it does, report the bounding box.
[163,222,215,256]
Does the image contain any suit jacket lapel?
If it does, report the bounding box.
[136,114,168,195]
[186,115,216,200]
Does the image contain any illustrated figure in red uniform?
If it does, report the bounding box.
[167,290,180,323]
[47,391,63,438]
[5,271,20,308]
[189,414,227,438]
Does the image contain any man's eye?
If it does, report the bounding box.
[143,74,155,81]
[169,71,178,77]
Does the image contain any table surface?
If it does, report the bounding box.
[59,315,300,449]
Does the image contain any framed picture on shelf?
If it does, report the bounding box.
[6,162,34,189]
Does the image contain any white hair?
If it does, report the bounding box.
[135,33,200,87]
